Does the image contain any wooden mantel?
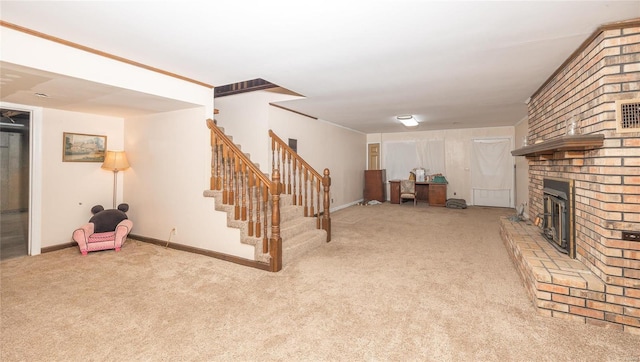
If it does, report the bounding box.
[511,134,605,159]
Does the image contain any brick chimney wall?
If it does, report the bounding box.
[527,24,640,329]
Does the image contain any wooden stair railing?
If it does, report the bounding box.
[269,130,331,242]
[206,119,282,272]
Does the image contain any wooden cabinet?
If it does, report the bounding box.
[428,183,447,207]
[364,170,386,202]
[416,182,429,201]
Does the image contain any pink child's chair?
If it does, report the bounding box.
[72,204,133,255]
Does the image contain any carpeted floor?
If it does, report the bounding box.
[1,203,639,361]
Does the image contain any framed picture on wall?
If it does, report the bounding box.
[62,132,107,162]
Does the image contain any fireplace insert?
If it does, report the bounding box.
[542,178,575,258]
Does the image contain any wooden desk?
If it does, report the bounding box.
[388,180,447,207]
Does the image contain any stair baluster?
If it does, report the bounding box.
[315,179,321,228]
[323,168,331,242]
[241,162,248,221]
[303,168,309,217]
[233,155,240,220]
[226,145,234,205]
[268,130,331,242]
[292,158,298,205]
[210,130,217,190]
[297,162,303,206]
[262,183,268,253]
[248,170,254,236]
[309,177,315,219]
[207,119,282,271]
[286,152,292,195]
[222,144,229,204]
[216,140,222,190]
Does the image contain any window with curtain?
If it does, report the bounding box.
[383,139,445,180]
[416,139,445,175]
[383,141,417,181]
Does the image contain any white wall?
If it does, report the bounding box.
[124,108,254,258]
[371,126,515,206]
[216,89,367,210]
[514,117,530,217]
[6,103,242,255]
[40,108,125,247]
[2,25,223,254]
[268,106,366,209]
[215,89,304,173]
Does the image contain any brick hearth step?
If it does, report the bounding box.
[498,217,638,333]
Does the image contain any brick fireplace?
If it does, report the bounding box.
[542,177,575,258]
[503,19,640,334]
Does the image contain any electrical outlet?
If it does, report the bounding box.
[171,227,177,235]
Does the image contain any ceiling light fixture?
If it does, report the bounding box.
[397,115,418,127]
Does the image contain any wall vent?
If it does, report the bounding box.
[616,99,640,133]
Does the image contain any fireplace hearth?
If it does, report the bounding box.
[542,178,575,258]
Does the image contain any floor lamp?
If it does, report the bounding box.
[101,150,130,209]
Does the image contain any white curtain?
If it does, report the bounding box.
[416,139,445,175]
[471,138,511,190]
[383,140,445,180]
[383,141,418,181]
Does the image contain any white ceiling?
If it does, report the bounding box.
[1,1,639,133]
[0,62,201,117]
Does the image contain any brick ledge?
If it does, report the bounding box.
[499,217,637,333]
[500,217,604,291]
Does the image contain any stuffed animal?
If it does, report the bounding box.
[89,203,129,233]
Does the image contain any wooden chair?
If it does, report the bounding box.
[400,179,417,206]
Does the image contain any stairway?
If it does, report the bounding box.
[204,188,326,266]
[203,123,328,268]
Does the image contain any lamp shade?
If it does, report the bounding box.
[101,151,130,171]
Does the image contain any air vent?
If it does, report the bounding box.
[616,99,640,133]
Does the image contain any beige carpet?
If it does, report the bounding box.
[2,203,638,361]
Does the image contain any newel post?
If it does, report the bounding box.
[270,169,283,272]
[322,168,331,242]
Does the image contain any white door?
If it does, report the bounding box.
[471,138,513,208]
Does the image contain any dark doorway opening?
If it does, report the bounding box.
[1,108,30,260]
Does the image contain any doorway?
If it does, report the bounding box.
[470,138,513,208]
[368,143,380,170]
[1,108,30,260]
